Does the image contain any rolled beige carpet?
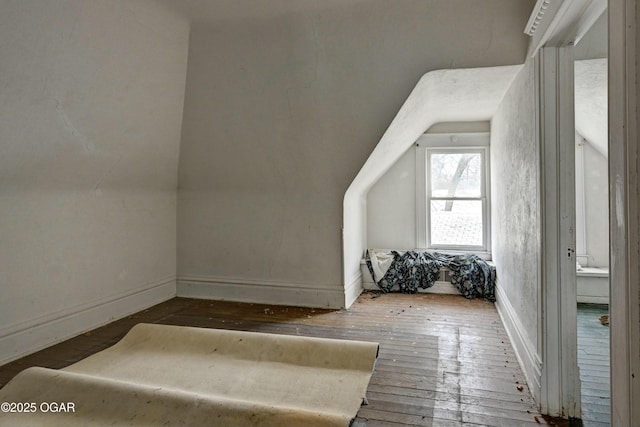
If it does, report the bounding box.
[0,324,379,427]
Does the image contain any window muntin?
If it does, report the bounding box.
[429,199,484,246]
[427,148,487,250]
[430,152,482,197]
[416,133,490,254]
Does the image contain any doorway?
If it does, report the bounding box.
[573,10,610,425]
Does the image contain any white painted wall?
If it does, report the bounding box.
[490,59,541,394]
[608,1,640,422]
[575,59,608,157]
[582,140,609,267]
[574,58,608,268]
[177,1,534,308]
[0,0,189,364]
[574,10,607,61]
[367,148,416,250]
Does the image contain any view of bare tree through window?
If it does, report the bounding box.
[429,152,484,247]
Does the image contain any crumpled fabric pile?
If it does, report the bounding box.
[365,249,496,302]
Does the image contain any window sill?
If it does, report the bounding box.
[364,248,492,262]
[418,249,492,262]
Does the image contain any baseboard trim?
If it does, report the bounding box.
[577,295,609,304]
[177,275,345,309]
[345,272,363,308]
[494,281,543,403]
[0,277,176,366]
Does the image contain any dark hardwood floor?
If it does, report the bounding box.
[0,293,572,426]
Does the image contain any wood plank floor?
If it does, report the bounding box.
[577,303,610,427]
[0,293,572,426]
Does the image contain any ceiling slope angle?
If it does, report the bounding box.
[347,64,523,198]
[342,64,522,293]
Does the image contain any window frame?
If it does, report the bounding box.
[416,132,491,256]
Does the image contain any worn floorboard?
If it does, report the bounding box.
[0,293,574,426]
[577,303,610,427]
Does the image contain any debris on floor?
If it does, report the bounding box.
[598,314,609,326]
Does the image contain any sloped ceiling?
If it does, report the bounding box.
[348,65,523,196]
[574,8,607,157]
[155,0,370,24]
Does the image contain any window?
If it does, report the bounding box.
[416,133,490,254]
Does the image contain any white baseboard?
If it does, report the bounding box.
[577,295,609,304]
[0,277,176,366]
[494,281,543,403]
[345,272,363,308]
[577,271,609,304]
[177,275,346,309]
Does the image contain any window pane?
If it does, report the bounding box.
[430,200,483,246]
[430,153,482,197]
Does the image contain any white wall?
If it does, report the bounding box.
[574,57,608,269]
[490,59,541,393]
[367,148,416,250]
[0,0,189,364]
[574,10,607,61]
[575,59,608,157]
[582,141,609,267]
[177,0,534,308]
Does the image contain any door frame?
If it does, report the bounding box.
[528,0,640,423]
[526,0,612,419]
[536,46,581,418]
[608,0,640,425]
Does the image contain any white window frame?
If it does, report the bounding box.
[416,132,491,256]
[574,133,588,266]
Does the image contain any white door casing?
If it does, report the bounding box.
[536,46,581,418]
[608,0,640,425]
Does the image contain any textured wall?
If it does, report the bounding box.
[366,122,491,251]
[0,0,189,359]
[575,59,608,157]
[574,58,608,267]
[583,142,609,267]
[177,0,534,306]
[367,147,416,250]
[490,59,539,345]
